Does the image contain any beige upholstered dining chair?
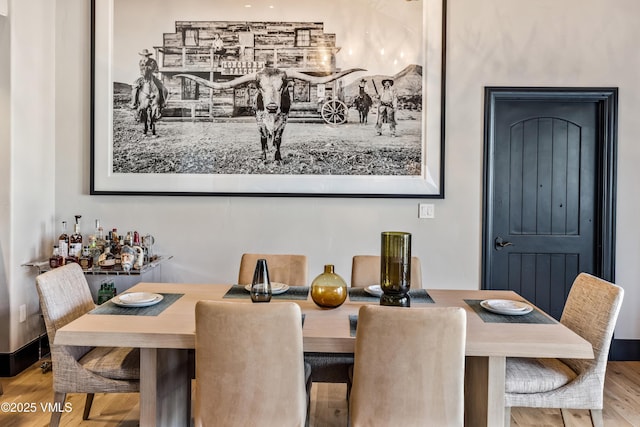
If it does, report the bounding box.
[349,305,467,427]
[238,253,349,389]
[237,253,308,286]
[36,263,139,427]
[350,255,423,288]
[504,273,624,427]
[195,300,310,427]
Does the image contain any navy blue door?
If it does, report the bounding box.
[483,92,606,320]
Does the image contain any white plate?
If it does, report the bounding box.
[117,292,159,304]
[112,293,163,308]
[244,283,290,295]
[480,299,533,316]
[364,285,383,297]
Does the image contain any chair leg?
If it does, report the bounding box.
[305,364,312,427]
[82,393,95,420]
[305,380,311,427]
[504,406,511,427]
[346,364,353,401]
[589,409,604,427]
[50,392,66,427]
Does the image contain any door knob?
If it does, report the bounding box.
[494,236,513,250]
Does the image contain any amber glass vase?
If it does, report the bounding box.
[311,265,348,309]
[380,231,412,307]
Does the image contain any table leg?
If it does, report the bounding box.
[140,348,191,427]
[464,356,506,427]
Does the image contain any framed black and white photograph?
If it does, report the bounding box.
[90,0,446,197]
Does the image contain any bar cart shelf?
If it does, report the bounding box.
[22,255,173,275]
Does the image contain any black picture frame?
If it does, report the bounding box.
[90,0,446,197]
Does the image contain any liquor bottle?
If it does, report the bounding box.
[124,231,133,247]
[48,246,64,269]
[133,231,141,246]
[111,229,121,256]
[99,245,116,270]
[88,235,101,267]
[69,215,83,258]
[79,246,93,270]
[58,221,69,259]
[95,219,106,253]
[104,234,111,257]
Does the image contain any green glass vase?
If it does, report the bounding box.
[380,231,412,307]
[311,265,348,309]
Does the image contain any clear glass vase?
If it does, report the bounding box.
[311,264,348,309]
[250,259,272,303]
[380,231,412,307]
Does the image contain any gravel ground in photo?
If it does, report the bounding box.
[112,104,423,176]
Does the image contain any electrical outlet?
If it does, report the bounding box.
[418,203,435,219]
[19,304,26,322]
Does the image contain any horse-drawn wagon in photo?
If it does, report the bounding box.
[153,20,364,127]
[317,80,350,125]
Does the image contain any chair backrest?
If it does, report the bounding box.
[195,300,307,427]
[36,263,96,346]
[350,255,423,288]
[559,273,624,382]
[349,305,466,427]
[237,253,308,286]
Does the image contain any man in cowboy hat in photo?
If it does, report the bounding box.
[130,48,167,113]
[375,78,398,137]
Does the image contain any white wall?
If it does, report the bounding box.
[0,13,11,352]
[3,0,639,354]
[1,0,56,353]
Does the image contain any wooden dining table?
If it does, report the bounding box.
[54,283,593,427]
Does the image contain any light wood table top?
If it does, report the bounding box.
[55,282,593,359]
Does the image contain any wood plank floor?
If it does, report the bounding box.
[0,360,638,426]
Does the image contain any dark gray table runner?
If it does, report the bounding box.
[223,285,310,300]
[90,293,184,316]
[348,288,434,303]
[349,298,555,336]
[464,299,557,324]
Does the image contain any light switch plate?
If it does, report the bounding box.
[418,203,435,219]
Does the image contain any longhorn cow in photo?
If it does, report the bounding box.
[175,67,365,161]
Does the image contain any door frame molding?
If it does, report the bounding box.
[482,87,618,287]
